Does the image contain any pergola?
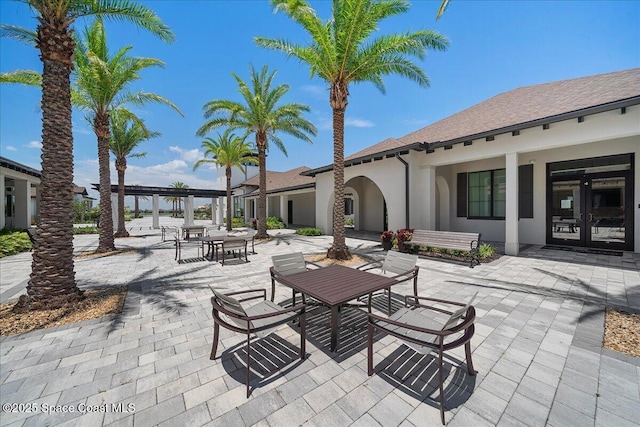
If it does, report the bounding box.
[92,184,227,229]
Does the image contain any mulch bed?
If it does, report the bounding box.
[604,308,640,358]
[0,287,127,337]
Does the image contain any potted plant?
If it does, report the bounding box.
[396,228,414,252]
[380,230,394,251]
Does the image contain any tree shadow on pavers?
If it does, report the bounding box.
[101,265,219,335]
[218,334,306,397]
[521,246,640,272]
[372,344,476,417]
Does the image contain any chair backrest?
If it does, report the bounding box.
[208,229,228,239]
[212,290,247,318]
[442,292,478,331]
[272,252,308,276]
[382,251,417,275]
[223,236,247,249]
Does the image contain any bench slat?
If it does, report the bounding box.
[404,230,482,268]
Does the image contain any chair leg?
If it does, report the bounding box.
[367,323,374,376]
[438,347,445,425]
[210,323,220,360]
[270,278,276,302]
[300,311,306,360]
[246,334,251,398]
[387,287,391,315]
[465,341,476,375]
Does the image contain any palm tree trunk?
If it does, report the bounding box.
[256,136,269,239]
[327,106,351,260]
[16,22,83,311]
[226,166,233,232]
[95,113,116,252]
[114,160,129,237]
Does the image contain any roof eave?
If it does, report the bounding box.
[425,96,640,151]
[302,142,424,177]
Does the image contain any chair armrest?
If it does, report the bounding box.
[388,266,419,281]
[244,301,307,322]
[368,311,445,337]
[305,261,323,269]
[356,261,383,271]
[223,288,267,303]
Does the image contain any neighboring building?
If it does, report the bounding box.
[0,157,40,229]
[235,166,316,227]
[73,185,95,209]
[304,68,640,254]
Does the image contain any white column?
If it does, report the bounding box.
[111,193,118,231]
[14,179,30,229]
[152,194,160,229]
[34,184,41,225]
[505,152,519,256]
[211,197,215,224]
[280,195,288,224]
[183,195,195,226]
[217,197,224,226]
[0,172,5,229]
[419,165,436,230]
[244,198,250,222]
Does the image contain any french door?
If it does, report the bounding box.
[548,169,633,251]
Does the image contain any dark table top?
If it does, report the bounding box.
[277,264,398,306]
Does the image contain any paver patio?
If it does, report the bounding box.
[1,218,639,426]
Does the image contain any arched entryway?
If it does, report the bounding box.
[326,176,389,233]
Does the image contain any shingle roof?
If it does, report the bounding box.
[333,68,640,167]
[240,166,315,195]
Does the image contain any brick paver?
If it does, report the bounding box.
[1,218,639,426]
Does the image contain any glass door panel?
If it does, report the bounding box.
[551,180,583,243]
[588,177,626,245]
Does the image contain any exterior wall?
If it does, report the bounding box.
[315,159,406,234]
[214,164,259,191]
[1,166,40,229]
[289,192,315,226]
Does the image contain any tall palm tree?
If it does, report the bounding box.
[196,65,317,239]
[1,0,173,311]
[169,182,188,217]
[109,109,160,237]
[134,194,148,218]
[163,195,178,217]
[256,0,448,259]
[194,130,258,232]
[73,19,182,253]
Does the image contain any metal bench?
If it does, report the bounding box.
[403,230,482,268]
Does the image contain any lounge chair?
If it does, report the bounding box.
[367,293,477,424]
[357,251,419,314]
[210,289,307,397]
[270,252,323,302]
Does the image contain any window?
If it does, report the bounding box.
[457,165,533,219]
[344,198,354,216]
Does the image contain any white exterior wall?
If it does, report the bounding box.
[214,165,259,191]
[314,105,640,252]
[289,192,315,226]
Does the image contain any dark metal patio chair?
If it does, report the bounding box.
[367,293,477,424]
[210,289,307,397]
[270,252,323,302]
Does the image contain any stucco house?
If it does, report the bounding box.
[0,156,40,229]
[304,68,640,255]
[235,166,316,227]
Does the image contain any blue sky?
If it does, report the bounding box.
[1,0,638,207]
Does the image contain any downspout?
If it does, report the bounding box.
[395,153,410,229]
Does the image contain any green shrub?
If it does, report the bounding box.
[266,216,285,229]
[296,227,322,236]
[478,243,495,259]
[232,217,246,228]
[73,226,99,235]
[345,217,354,226]
[0,229,32,257]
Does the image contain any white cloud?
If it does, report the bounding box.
[169,146,202,163]
[5,145,17,151]
[147,159,189,174]
[345,118,374,128]
[26,140,42,149]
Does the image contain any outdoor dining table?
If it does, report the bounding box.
[270,264,399,352]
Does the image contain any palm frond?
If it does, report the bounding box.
[0,69,41,86]
[0,24,37,46]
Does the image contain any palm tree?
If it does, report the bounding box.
[134,194,148,218]
[109,109,160,237]
[73,19,182,253]
[169,182,188,217]
[437,0,451,19]
[1,0,173,311]
[194,130,258,232]
[196,65,317,239]
[163,195,178,217]
[256,0,448,259]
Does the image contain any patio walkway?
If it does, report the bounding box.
[1,218,639,426]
